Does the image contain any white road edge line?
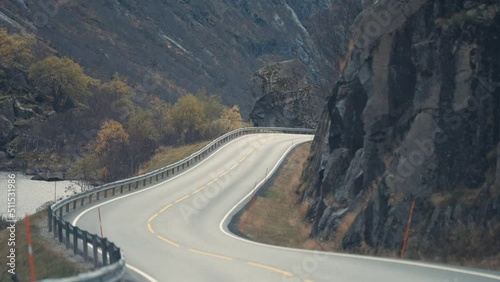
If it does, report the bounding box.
[69,134,270,282]
[219,138,500,281]
[126,264,159,282]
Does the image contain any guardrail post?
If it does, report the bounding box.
[128,183,131,191]
[58,220,63,243]
[73,200,76,210]
[53,217,57,238]
[48,208,52,233]
[162,172,165,179]
[156,174,158,181]
[112,187,115,196]
[81,197,84,206]
[89,194,92,204]
[97,191,100,200]
[59,207,63,217]
[108,243,116,264]
[120,185,123,194]
[66,203,69,213]
[104,189,107,198]
[92,234,99,267]
[73,226,78,254]
[65,222,71,248]
[102,237,108,265]
[83,230,88,260]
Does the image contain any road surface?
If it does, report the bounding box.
[64,133,500,282]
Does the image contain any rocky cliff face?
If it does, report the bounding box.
[0,0,345,118]
[301,0,500,262]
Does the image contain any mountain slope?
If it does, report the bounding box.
[0,0,344,117]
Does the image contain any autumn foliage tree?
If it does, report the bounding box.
[90,73,134,122]
[93,120,130,181]
[0,28,34,70]
[0,28,35,94]
[70,88,246,182]
[169,94,208,143]
[69,120,130,182]
[29,56,94,111]
[126,109,159,171]
[167,92,246,143]
[220,105,244,131]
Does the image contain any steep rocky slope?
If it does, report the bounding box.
[0,0,354,176]
[300,0,500,263]
[0,0,345,118]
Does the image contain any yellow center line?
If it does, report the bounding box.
[147,223,155,234]
[175,195,190,203]
[188,248,233,261]
[247,261,293,277]
[157,235,181,248]
[146,141,269,257]
[148,213,158,222]
[159,204,173,213]
[192,186,206,195]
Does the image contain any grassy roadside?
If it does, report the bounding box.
[235,142,500,271]
[235,141,333,251]
[0,209,89,281]
[137,141,210,174]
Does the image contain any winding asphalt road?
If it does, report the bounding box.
[63,133,500,282]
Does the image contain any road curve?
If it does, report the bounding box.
[64,133,500,282]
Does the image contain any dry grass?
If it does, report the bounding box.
[137,141,210,174]
[237,142,333,250]
[0,210,88,281]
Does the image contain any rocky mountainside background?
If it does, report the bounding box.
[0,0,361,176]
[300,0,500,265]
[0,0,354,119]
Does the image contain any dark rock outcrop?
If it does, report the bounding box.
[301,0,500,260]
[249,60,322,128]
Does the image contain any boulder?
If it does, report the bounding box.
[249,60,322,128]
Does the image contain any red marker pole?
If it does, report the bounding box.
[400,200,416,259]
[98,207,104,238]
[25,214,36,282]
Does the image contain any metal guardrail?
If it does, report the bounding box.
[45,127,314,281]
